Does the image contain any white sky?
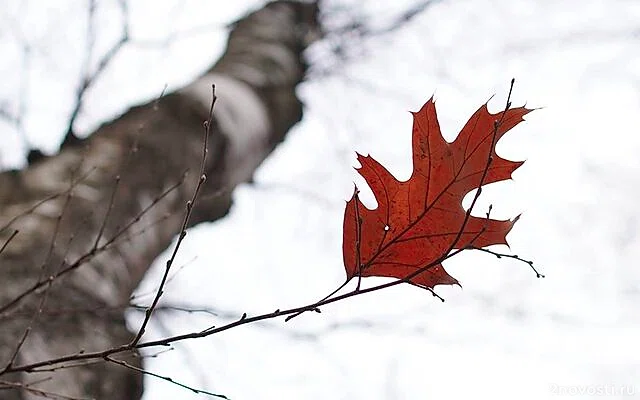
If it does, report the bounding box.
[1,0,639,399]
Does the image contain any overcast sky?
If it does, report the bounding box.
[1,0,639,399]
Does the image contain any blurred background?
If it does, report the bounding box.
[1,0,639,398]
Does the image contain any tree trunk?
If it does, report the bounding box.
[0,2,319,398]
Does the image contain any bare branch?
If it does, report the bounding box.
[63,0,129,146]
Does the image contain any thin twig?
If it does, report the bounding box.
[444,79,516,257]
[468,246,544,278]
[0,378,88,400]
[0,229,18,255]
[106,356,228,398]
[131,85,216,345]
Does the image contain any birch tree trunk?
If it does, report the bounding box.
[0,2,319,398]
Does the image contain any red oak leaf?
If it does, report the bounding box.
[342,97,532,290]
